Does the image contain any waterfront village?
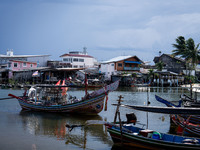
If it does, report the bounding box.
[0,47,200,88]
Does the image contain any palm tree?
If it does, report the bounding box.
[172,36,186,58]
[172,36,200,68]
[156,61,164,71]
[172,36,200,85]
[185,38,200,69]
[147,69,154,83]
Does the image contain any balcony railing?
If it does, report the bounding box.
[124,67,140,71]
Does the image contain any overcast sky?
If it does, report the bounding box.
[1,0,200,64]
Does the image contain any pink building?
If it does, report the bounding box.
[8,60,37,78]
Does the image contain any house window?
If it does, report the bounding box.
[14,62,18,67]
[23,62,27,67]
[30,64,33,68]
[8,63,11,68]
[79,66,83,68]
[79,59,84,62]
[63,58,68,62]
[73,58,78,62]
[74,65,78,68]
[118,63,122,67]
[111,64,114,66]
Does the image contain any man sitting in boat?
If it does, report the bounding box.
[28,87,36,100]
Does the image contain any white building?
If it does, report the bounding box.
[0,49,50,67]
[60,48,98,68]
[100,55,143,80]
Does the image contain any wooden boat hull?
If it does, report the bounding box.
[171,114,200,137]
[107,125,200,149]
[9,93,106,114]
[118,104,200,115]
[155,95,182,107]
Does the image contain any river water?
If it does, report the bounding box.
[0,87,191,150]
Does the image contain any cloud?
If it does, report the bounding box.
[1,0,200,64]
[148,13,200,36]
[94,12,200,52]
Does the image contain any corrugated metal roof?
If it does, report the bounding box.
[60,53,93,58]
[0,54,50,58]
[101,55,132,63]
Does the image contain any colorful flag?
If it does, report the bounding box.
[32,71,39,77]
[61,80,68,96]
[56,80,61,85]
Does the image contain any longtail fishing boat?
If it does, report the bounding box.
[113,104,200,115]
[8,80,119,114]
[171,114,200,137]
[155,95,182,107]
[115,95,200,115]
[156,94,200,108]
[105,95,200,149]
[155,95,200,137]
[106,123,200,149]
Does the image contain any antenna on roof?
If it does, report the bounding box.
[6,49,13,56]
[83,47,87,55]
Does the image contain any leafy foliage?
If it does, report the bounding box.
[147,69,154,80]
[184,75,197,83]
[172,36,200,69]
[156,61,164,71]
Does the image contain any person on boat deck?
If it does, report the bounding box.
[28,87,36,100]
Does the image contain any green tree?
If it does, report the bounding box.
[172,36,200,69]
[172,36,186,58]
[185,38,200,69]
[147,69,154,80]
[156,61,164,71]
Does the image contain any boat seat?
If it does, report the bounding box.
[173,136,184,143]
[162,134,174,142]
[123,124,140,133]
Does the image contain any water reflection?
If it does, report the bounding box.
[19,111,113,149]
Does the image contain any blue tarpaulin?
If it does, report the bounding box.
[124,61,141,64]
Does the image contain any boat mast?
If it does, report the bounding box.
[85,72,88,95]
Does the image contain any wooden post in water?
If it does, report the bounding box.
[114,95,123,123]
[146,87,150,129]
[113,95,124,145]
[190,83,193,100]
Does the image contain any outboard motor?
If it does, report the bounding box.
[126,113,137,125]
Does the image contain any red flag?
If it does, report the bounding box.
[62,80,65,85]
[61,80,68,96]
[56,80,61,85]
